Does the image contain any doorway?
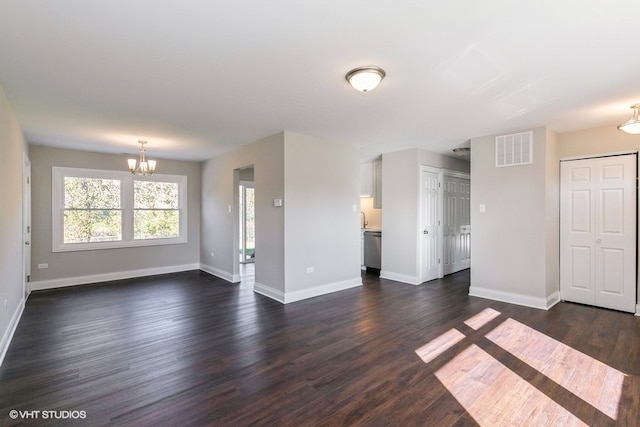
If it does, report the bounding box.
[560,153,637,313]
[238,168,255,264]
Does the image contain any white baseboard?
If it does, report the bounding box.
[636,304,640,316]
[30,263,200,291]
[254,277,362,304]
[199,263,240,283]
[469,286,560,310]
[379,270,421,286]
[0,297,25,367]
[254,282,285,303]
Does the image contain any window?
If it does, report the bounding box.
[134,180,180,240]
[53,167,187,252]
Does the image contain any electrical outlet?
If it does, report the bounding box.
[306,267,314,273]
[38,263,48,269]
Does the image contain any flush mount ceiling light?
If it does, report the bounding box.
[345,66,386,92]
[127,140,157,175]
[617,104,640,134]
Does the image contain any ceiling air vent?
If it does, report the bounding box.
[495,131,533,167]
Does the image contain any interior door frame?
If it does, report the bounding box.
[22,152,31,297]
[239,180,255,264]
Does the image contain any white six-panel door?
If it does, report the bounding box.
[443,174,471,275]
[560,154,637,313]
[421,168,441,282]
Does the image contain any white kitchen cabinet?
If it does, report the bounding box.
[360,163,373,197]
[373,161,382,209]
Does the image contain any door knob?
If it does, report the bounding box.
[25,241,30,245]
[423,230,429,235]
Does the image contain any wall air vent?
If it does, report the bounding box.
[495,131,533,167]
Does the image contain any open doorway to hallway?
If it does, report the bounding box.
[238,167,255,264]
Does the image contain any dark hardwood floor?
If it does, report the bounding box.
[1,269,639,426]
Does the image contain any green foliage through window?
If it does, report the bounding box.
[54,167,187,251]
[63,177,122,243]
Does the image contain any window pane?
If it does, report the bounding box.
[134,210,180,239]
[245,188,255,256]
[134,181,179,209]
[64,177,121,209]
[64,210,122,243]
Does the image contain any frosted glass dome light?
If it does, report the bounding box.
[618,104,640,134]
[346,66,386,92]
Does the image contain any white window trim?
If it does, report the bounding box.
[52,167,188,252]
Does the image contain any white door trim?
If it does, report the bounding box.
[560,150,638,162]
[22,152,31,297]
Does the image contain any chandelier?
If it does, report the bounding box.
[127,140,157,175]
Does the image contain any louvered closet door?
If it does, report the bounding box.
[560,154,637,313]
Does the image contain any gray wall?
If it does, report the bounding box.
[0,86,28,361]
[201,132,285,289]
[200,131,361,301]
[29,146,201,286]
[380,149,421,283]
[470,126,559,308]
[381,148,470,284]
[283,132,361,293]
[558,123,640,158]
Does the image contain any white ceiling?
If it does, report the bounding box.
[1,1,639,161]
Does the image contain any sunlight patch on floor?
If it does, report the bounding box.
[416,309,628,424]
[435,344,588,426]
[485,318,626,420]
[415,328,465,364]
[464,307,501,330]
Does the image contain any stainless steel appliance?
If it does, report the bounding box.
[363,230,381,269]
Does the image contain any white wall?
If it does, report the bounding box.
[0,86,29,364]
[470,126,559,309]
[29,146,201,289]
[381,148,470,284]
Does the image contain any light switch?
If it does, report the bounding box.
[273,198,283,207]
[479,204,486,213]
